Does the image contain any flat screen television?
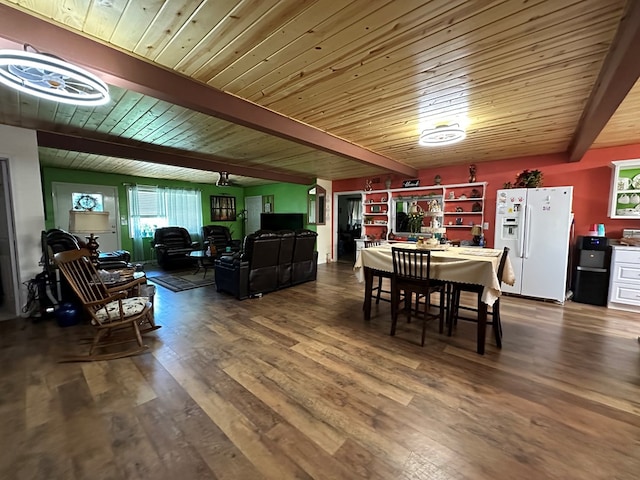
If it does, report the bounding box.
[260,213,305,231]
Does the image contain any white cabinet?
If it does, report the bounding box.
[608,245,640,312]
[608,160,640,219]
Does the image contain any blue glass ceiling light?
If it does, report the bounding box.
[419,123,466,146]
[0,45,109,105]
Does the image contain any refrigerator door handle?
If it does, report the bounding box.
[523,205,532,258]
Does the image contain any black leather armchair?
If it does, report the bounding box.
[202,225,241,255]
[44,228,131,270]
[152,227,199,268]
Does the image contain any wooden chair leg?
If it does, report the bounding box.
[375,276,383,304]
[390,281,399,336]
[493,300,503,348]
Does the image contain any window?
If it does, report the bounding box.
[128,185,203,239]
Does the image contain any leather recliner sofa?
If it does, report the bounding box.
[152,226,199,268]
[214,229,318,299]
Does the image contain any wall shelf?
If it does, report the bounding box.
[361,182,486,241]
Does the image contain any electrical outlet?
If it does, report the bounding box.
[483,222,489,230]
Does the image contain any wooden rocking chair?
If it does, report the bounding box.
[54,248,155,362]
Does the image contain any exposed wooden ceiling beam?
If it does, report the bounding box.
[0,4,417,178]
[568,0,640,162]
[37,131,314,185]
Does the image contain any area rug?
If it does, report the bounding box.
[147,271,215,292]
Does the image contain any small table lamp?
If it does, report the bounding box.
[471,224,484,246]
[69,210,111,263]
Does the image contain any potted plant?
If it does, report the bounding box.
[504,169,544,188]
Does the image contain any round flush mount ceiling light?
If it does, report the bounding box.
[419,123,466,146]
[0,46,110,106]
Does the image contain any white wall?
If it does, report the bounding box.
[0,125,45,316]
[315,178,332,263]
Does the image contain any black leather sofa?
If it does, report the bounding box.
[214,229,318,299]
[152,227,199,268]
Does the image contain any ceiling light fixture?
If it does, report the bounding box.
[0,45,110,106]
[217,171,231,187]
[419,123,466,146]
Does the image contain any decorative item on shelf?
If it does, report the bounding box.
[459,194,467,200]
[381,197,387,202]
[428,199,441,213]
[472,201,482,212]
[505,169,543,189]
[365,179,373,191]
[455,206,464,212]
[434,174,442,185]
[456,217,463,225]
[470,188,481,198]
[469,164,477,183]
[371,205,381,213]
[402,179,420,188]
[364,215,373,224]
[407,202,425,233]
[448,191,455,200]
[385,176,392,189]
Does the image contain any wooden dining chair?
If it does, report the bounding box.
[363,240,392,306]
[448,247,510,348]
[391,247,445,346]
[54,248,155,362]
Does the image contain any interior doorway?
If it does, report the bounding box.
[52,182,121,252]
[333,191,363,263]
[0,159,19,320]
[245,195,262,235]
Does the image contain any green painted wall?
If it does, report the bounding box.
[41,167,317,260]
[244,183,316,231]
[41,167,246,260]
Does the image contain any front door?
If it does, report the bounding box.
[52,182,121,252]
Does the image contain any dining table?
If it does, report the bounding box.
[353,243,516,354]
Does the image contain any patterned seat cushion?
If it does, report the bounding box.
[94,296,149,324]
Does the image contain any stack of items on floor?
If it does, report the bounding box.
[214,229,318,299]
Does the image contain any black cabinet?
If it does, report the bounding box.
[573,236,611,306]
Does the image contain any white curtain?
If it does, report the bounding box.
[161,186,202,236]
[127,185,202,261]
[347,198,362,227]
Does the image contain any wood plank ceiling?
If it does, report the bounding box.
[0,0,638,187]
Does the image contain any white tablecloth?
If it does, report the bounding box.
[353,243,515,306]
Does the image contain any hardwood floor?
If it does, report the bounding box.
[1,262,639,479]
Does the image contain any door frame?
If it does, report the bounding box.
[52,182,121,251]
[333,190,363,261]
[0,158,20,319]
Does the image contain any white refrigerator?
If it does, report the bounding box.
[494,187,573,303]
